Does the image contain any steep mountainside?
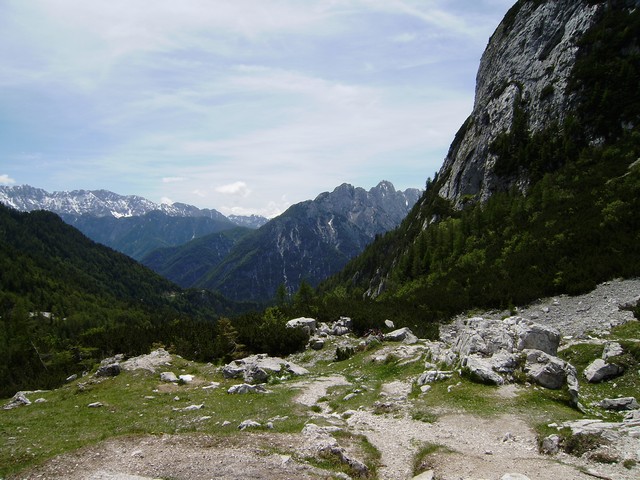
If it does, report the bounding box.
[61,211,237,260]
[160,181,420,303]
[320,0,640,317]
[438,0,603,206]
[141,227,253,288]
[0,186,267,260]
[0,204,254,397]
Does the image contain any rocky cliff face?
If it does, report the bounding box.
[437,0,602,207]
[193,181,421,302]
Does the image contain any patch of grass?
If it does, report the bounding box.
[558,343,603,371]
[410,408,438,423]
[310,404,322,413]
[412,442,453,476]
[623,459,637,469]
[609,319,640,339]
[0,364,308,477]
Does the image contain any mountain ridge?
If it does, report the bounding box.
[146,181,421,302]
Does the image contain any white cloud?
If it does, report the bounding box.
[0,0,515,215]
[162,176,186,183]
[0,174,16,185]
[215,181,251,197]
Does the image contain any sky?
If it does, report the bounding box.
[0,0,515,218]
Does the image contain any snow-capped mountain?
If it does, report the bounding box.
[0,185,231,220]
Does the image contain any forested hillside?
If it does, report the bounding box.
[319,1,640,321]
[0,205,256,397]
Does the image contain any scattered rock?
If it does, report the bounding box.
[540,434,561,455]
[412,471,434,480]
[286,317,317,336]
[464,354,505,385]
[178,374,194,383]
[384,319,395,329]
[227,383,269,394]
[309,338,325,350]
[238,419,261,430]
[160,372,178,383]
[384,327,419,344]
[602,342,624,361]
[66,374,78,382]
[597,397,639,411]
[87,402,103,408]
[3,391,32,410]
[584,358,624,383]
[501,475,531,480]
[95,363,121,377]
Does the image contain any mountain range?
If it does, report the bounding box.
[0,181,421,302]
[0,185,266,260]
[156,181,421,302]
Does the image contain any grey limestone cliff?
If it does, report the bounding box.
[437,0,602,208]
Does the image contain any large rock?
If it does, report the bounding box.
[524,350,571,390]
[243,365,269,385]
[160,371,178,383]
[597,397,639,411]
[464,354,504,385]
[416,370,453,385]
[515,322,560,356]
[384,327,418,344]
[286,317,317,335]
[453,317,515,356]
[453,316,560,357]
[584,358,623,383]
[222,354,309,383]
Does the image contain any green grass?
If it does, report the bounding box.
[0,363,307,477]
[412,442,454,476]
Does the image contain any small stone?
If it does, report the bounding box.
[221,420,232,427]
[178,374,194,383]
[343,393,357,401]
[160,372,178,383]
[420,385,432,394]
[501,475,531,480]
[87,402,103,408]
[541,434,561,455]
[238,419,261,430]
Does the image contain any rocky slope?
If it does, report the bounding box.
[437,0,603,206]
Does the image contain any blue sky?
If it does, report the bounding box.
[0,0,514,217]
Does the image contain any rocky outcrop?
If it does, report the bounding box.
[437,0,602,208]
[419,316,579,400]
[222,354,309,384]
